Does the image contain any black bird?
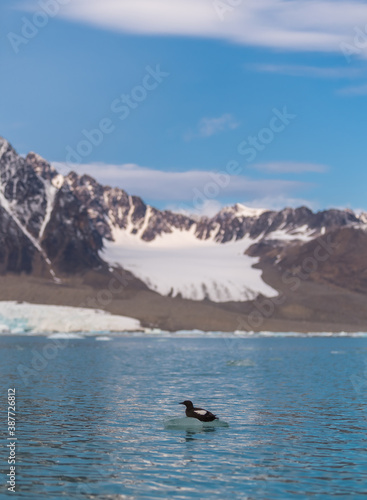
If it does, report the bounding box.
[179,400,217,422]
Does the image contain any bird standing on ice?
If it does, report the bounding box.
[179,400,218,422]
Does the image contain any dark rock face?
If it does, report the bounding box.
[26,152,59,184]
[276,227,367,294]
[0,139,47,238]
[65,172,114,241]
[0,137,103,277]
[0,205,35,274]
[41,183,103,274]
[65,170,197,242]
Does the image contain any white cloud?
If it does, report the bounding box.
[242,195,320,211]
[185,113,239,140]
[166,199,223,217]
[52,161,311,203]
[20,0,367,54]
[253,162,328,174]
[248,64,364,79]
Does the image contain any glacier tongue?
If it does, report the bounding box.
[103,226,277,302]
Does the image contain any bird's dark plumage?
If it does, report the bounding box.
[179,400,217,422]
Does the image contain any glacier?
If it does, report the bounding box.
[103,225,278,302]
[0,302,142,334]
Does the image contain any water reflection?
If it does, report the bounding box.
[181,426,218,442]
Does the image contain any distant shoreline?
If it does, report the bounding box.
[1,273,367,334]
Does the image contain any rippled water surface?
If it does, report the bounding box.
[1,335,367,499]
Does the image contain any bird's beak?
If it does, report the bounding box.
[179,402,185,405]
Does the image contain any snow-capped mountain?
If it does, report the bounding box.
[0,135,366,304]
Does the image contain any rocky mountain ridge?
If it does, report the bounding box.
[1,135,367,306]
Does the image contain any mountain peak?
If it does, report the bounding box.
[0,137,11,160]
[25,152,59,183]
[234,203,269,217]
[218,203,268,218]
[26,151,45,162]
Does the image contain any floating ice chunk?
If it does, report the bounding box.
[165,417,203,430]
[164,417,229,430]
[47,333,85,339]
[206,419,229,428]
[11,327,25,334]
[146,328,169,335]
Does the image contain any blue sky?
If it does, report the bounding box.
[1,0,367,214]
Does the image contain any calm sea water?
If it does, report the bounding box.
[1,335,367,499]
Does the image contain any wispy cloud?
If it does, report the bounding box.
[242,196,320,211]
[337,83,367,96]
[19,0,367,55]
[52,161,311,203]
[198,114,240,137]
[166,199,223,217]
[185,114,239,141]
[248,64,364,79]
[253,162,328,174]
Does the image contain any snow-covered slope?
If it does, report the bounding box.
[104,225,277,302]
